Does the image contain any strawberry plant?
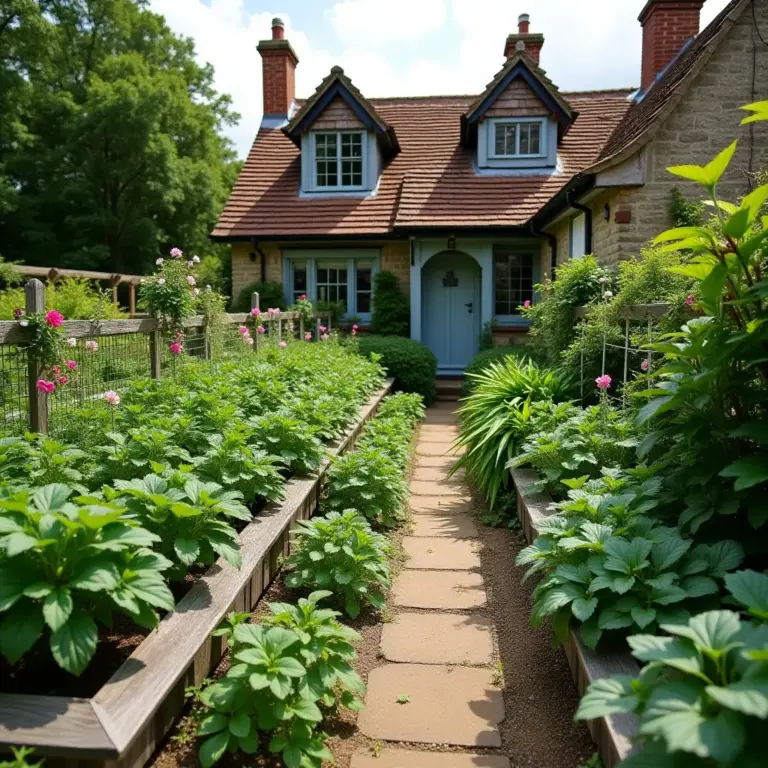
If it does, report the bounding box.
[285,510,390,617]
[576,569,768,767]
[0,483,174,675]
[248,412,324,475]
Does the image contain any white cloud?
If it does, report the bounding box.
[149,0,733,158]
[327,0,448,48]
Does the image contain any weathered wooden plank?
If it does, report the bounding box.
[573,303,675,321]
[94,380,393,764]
[0,696,117,759]
[15,266,143,285]
[510,467,552,542]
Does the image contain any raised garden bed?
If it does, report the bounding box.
[0,379,394,767]
[510,467,639,768]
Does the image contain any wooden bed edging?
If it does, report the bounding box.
[0,379,394,767]
[510,468,639,768]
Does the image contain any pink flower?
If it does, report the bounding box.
[156,258,164,266]
[685,295,694,306]
[251,308,261,317]
[56,375,68,387]
[103,391,120,407]
[268,307,279,316]
[595,375,612,390]
[246,337,254,346]
[641,359,650,372]
[45,310,64,328]
[523,300,531,308]
[36,379,55,395]
[321,333,329,341]
[52,365,61,375]
[13,308,23,320]
[170,247,183,258]
[187,275,196,287]
[257,325,265,334]
[304,332,312,340]
[239,325,250,336]
[85,340,99,352]
[319,325,327,333]
[65,360,77,371]
[169,342,183,355]
[299,294,307,300]
[352,324,359,330]
[279,341,287,349]
[351,329,357,336]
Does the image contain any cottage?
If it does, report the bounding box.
[213,0,768,374]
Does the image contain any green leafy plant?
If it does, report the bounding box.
[0,484,174,675]
[233,281,287,313]
[138,248,198,337]
[196,591,364,767]
[0,747,43,768]
[371,270,409,336]
[248,413,324,475]
[576,569,768,767]
[285,510,391,617]
[0,435,90,491]
[96,427,193,482]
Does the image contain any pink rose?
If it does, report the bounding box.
[170,247,183,258]
[641,359,650,372]
[103,390,120,406]
[523,300,531,309]
[257,325,265,334]
[239,325,249,336]
[52,365,61,375]
[56,375,68,387]
[300,294,307,300]
[169,342,183,355]
[65,360,77,371]
[321,333,329,341]
[595,375,612,390]
[279,341,287,349]
[251,308,261,317]
[36,379,55,395]
[45,310,64,328]
[13,308,23,320]
[319,325,327,333]
[352,324,359,331]
[304,332,312,340]
[685,295,694,306]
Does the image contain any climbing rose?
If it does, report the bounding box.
[156,258,164,266]
[685,295,694,306]
[239,326,250,336]
[279,341,287,349]
[595,375,612,390]
[321,333,329,341]
[641,359,650,372]
[85,340,99,352]
[56,375,68,387]
[246,337,254,346]
[45,310,64,328]
[319,325,327,333]
[300,294,307,300]
[170,247,183,258]
[65,360,77,371]
[169,342,182,355]
[352,324,359,331]
[351,329,357,336]
[523,300,531,308]
[304,332,312,340]
[103,391,120,406]
[251,308,261,317]
[268,307,279,316]
[187,275,196,286]
[36,380,55,394]
[52,365,61,375]
[257,325,265,334]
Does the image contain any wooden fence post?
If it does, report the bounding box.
[316,317,321,342]
[25,279,48,434]
[251,292,261,353]
[128,283,136,315]
[276,310,282,343]
[299,316,304,340]
[251,292,260,312]
[149,326,162,379]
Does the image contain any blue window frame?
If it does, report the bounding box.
[492,247,538,326]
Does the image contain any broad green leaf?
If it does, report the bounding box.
[631,606,657,629]
[174,538,200,566]
[722,207,752,239]
[668,141,737,191]
[0,603,44,663]
[3,532,38,557]
[43,587,73,632]
[628,634,704,678]
[741,100,768,124]
[50,612,98,676]
[31,484,71,512]
[70,561,120,592]
[667,262,715,280]
[274,657,306,678]
[706,677,768,718]
[291,698,323,722]
[199,730,230,768]
[228,711,251,738]
[663,611,742,656]
[572,597,598,622]
[575,676,638,720]
[739,183,768,226]
[699,262,727,308]
[651,537,691,571]
[720,454,768,490]
[197,713,228,737]
[127,576,175,611]
[724,570,768,619]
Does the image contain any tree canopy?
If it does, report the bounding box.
[0,0,240,278]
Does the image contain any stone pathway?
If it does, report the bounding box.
[354,402,510,767]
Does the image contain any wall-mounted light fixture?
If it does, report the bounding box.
[248,251,257,262]
[603,203,610,221]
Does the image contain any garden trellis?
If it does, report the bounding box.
[0,280,330,435]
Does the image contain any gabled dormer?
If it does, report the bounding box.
[462,14,577,172]
[283,66,399,196]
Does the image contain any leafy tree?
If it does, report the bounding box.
[0,0,239,276]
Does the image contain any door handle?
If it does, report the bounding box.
[465,302,473,314]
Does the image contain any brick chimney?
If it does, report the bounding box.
[504,14,544,64]
[257,18,299,117]
[639,1,704,91]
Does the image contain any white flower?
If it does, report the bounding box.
[187,261,194,267]
[193,288,200,297]
[599,276,607,284]
[187,275,196,287]
[156,258,164,266]
[67,337,77,347]
[192,255,200,264]
[19,319,28,327]
[158,278,165,285]
[206,284,212,291]
[604,290,614,298]
[86,340,99,352]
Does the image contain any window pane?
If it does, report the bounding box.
[292,262,307,302]
[341,158,362,187]
[520,123,541,155]
[356,266,372,315]
[494,252,534,314]
[316,261,349,311]
[494,124,516,156]
[357,293,371,313]
[357,267,372,292]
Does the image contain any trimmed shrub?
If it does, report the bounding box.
[371,271,409,336]
[357,335,436,405]
[233,281,286,312]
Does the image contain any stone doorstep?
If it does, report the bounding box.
[380,613,493,665]
[358,664,504,747]
[392,570,487,610]
[403,537,481,570]
[410,480,467,497]
[409,513,478,539]
[351,751,511,768]
[410,496,474,515]
[416,442,465,457]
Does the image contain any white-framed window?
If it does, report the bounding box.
[488,117,547,159]
[286,251,378,321]
[313,131,365,190]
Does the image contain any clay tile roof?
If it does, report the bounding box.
[588,0,748,173]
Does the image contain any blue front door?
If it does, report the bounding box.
[422,252,481,372]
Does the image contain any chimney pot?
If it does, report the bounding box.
[518,13,530,34]
[272,17,285,40]
[504,15,544,63]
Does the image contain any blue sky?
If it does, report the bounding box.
[149,0,732,157]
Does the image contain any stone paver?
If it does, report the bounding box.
[412,466,464,482]
[392,569,487,610]
[414,454,461,470]
[351,751,510,768]
[410,513,478,538]
[415,442,464,457]
[411,496,473,514]
[358,664,504,746]
[403,536,481,570]
[381,613,493,665]
[410,479,467,497]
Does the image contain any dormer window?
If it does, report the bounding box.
[491,118,545,159]
[314,132,364,188]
